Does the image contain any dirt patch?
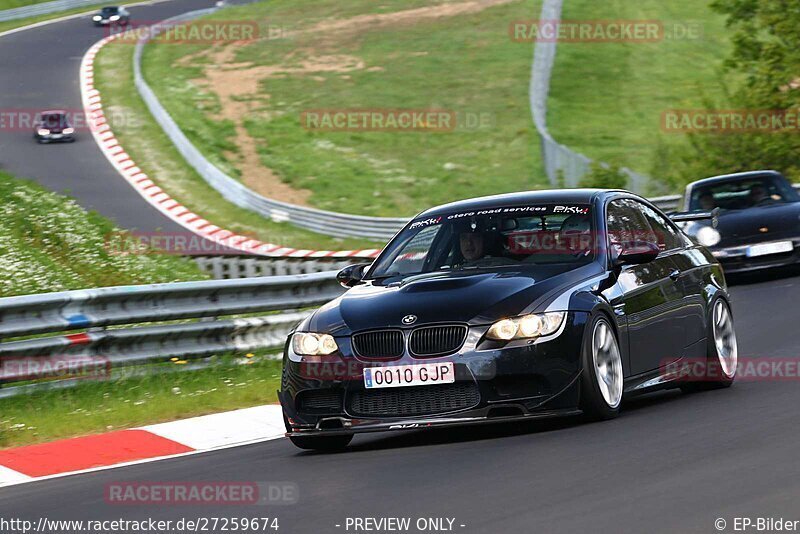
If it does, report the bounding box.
[184,0,515,205]
[303,0,515,37]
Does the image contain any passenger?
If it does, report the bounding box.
[559,214,592,256]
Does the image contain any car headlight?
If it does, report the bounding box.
[37,129,50,135]
[292,332,338,356]
[109,15,120,20]
[63,128,74,134]
[93,15,101,20]
[696,226,721,247]
[486,312,566,341]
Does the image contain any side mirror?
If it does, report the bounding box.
[336,263,371,288]
[614,241,660,267]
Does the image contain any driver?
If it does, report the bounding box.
[698,192,716,210]
[459,231,486,261]
[749,184,769,205]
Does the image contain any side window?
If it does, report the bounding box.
[606,198,655,253]
[637,202,686,251]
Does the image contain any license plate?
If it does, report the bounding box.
[364,362,454,389]
[746,241,793,258]
[51,134,62,139]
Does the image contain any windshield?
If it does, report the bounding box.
[40,113,67,127]
[101,7,119,13]
[689,175,799,211]
[368,204,595,280]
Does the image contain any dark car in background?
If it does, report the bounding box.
[678,171,800,273]
[280,189,738,450]
[92,6,130,26]
[33,110,76,144]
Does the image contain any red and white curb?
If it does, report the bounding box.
[0,405,285,487]
[79,34,381,260]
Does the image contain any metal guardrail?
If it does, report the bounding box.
[529,0,650,192]
[0,272,345,395]
[0,271,342,338]
[194,256,358,279]
[0,312,308,372]
[0,0,102,22]
[132,10,409,241]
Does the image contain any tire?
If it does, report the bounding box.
[579,314,623,420]
[289,434,353,451]
[681,299,737,392]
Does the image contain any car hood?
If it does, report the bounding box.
[715,203,800,246]
[304,262,604,335]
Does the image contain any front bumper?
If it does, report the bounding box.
[711,239,800,274]
[36,133,74,142]
[280,312,588,437]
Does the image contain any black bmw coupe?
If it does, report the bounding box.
[678,170,800,273]
[280,189,738,450]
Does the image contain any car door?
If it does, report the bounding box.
[636,201,707,357]
[606,198,686,375]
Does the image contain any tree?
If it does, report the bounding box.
[672,0,800,185]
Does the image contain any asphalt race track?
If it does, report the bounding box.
[2,270,799,533]
[0,0,216,232]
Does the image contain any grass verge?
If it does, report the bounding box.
[547,0,735,193]
[94,36,383,251]
[0,356,281,448]
[140,0,546,218]
[0,1,110,35]
[0,170,206,297]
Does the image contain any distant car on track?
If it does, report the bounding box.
[280,189,738,450]
[676,170,800,274]
[33,110,76,144]
[92,6,130,26]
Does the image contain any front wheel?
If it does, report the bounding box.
[289,434,353,451]
[580,314,623,420]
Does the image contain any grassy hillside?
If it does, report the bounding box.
[141,0,546,218]
[0,170,207,297]
[94,37,383,251]
[547,0,734,193]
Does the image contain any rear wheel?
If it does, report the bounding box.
[580,315,623,420]
[681,299,737,392]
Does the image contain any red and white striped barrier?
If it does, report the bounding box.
[80,34,381,260]
[0,405,285,486]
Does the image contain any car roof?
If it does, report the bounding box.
[39,109,66,115]
[416,188,625,218]
[687,170,784,190]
